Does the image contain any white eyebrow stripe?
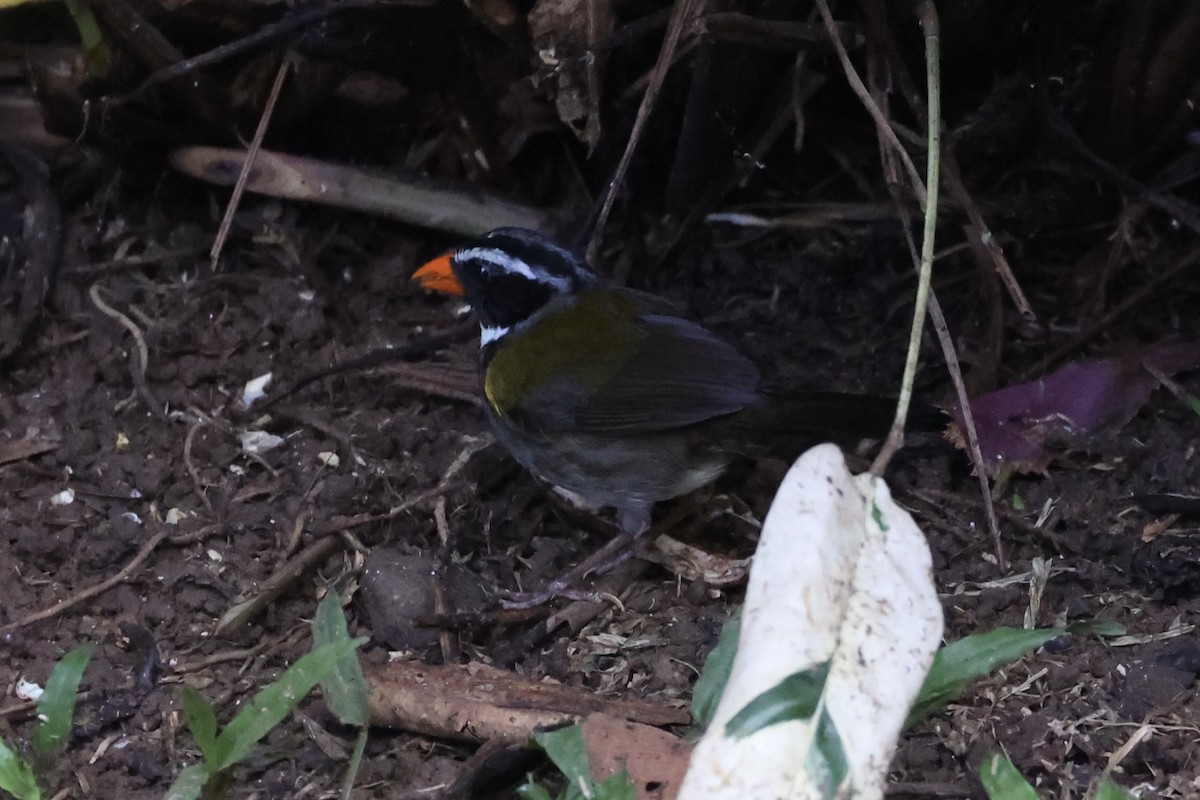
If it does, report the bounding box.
[457,247,573,291]
[479,324,510,346]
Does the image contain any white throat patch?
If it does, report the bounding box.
[457,247,573,291]
[479,324,510,346]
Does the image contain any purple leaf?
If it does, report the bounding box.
[951,342,1200,475]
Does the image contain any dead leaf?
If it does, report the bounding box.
[581,713,692,800]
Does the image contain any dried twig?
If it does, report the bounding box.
[862,0,1033,319]
[172,146,556,236]
[213,437,491,635]
[1022,245,1200,379]
[871,1,940,473]
[813,0,924,204]
[927,294,1005,568]
[210,54,292,269]
[430,438,492,664]
[127,5,355,98]
[588,0,703,259]
[89,283,161,416]
[1,530,169,632]
[183,417,214,512]
[214,535,343,637]
[171,628,303,675]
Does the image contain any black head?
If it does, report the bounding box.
[443,228,600,342]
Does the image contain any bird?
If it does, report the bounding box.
[413,227,935,599]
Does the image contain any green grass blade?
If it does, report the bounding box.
[1095,779,1134,800]
[180,685,223,769]
[312,592,369,727]
[34,642,95,755]
[339,726,369,800]
[162,762,209,800]
[978,753,1040,800]
[212,638,363,772]
[907,627,1062,725]
[0,736,42,800]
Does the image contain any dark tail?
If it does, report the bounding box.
[717,391,947,454]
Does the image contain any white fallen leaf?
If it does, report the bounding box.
[678,443,943,800]
[318,451,340,468]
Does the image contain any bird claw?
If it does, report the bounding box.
[497,584,605,609]
[497,532,638,609]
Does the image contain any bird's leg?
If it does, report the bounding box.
[498,507,650,609]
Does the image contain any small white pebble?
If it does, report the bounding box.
[17,678,44,701]
[242,372,273,407]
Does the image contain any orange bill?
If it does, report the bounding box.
[412,253,465,296]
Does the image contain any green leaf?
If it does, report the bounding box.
[591,770,636,800]
[1067,619,1125,637]
[978,753,1040,800]
[212,638,364,772]
[34,642,95,755]
[180,685,223,770]
[907,627,1062,726]
[162,762,209,800]
[870,499,889,530]
[0,736,41,800]
[1095,779,1135,800]
[60,0,113,76]
[1186,394,1200,417]
[530,726,635,800]
[533,726,591,789]
[691,613,739,730]
[312,592,369,727]
[725,661,830,739]
[808,708,848,795]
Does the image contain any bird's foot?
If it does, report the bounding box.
[497,584,615,610]
[497,532,637,609]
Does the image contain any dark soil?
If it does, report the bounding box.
[2,194,1198,799]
